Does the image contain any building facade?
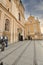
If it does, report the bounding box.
[0,0,42,44]
[0,0,25,43]
[25,16,41,40]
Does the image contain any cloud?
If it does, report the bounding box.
[34,2,43,11]
[21,0,43,33]
[22,0,43,21]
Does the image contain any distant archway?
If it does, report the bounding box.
[17,28,23,41]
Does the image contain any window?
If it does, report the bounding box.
[0,10,2,19]
[20,0,22,5]
[20,0,22,3]
[28,27,30,34]
[17,28,22,34]
[30,20,32,22]
[28,30,30,33]
[8,8,9,11]
[5,19,10,31]
[9,0,11,2]
[33,24,37,33]
[18,13,21,21]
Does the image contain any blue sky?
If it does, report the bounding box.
[21,0,43,23]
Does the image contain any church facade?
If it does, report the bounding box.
[0,0,25,43]
[25,16,42,40]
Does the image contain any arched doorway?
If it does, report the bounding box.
[28,36,32,40]
[17,28,23,41]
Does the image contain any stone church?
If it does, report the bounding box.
[25,16,42,40]
[0,0,25,43]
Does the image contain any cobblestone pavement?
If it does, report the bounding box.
[0,40,43,65]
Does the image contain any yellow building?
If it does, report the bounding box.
[0,0,25,43]
[25,16,41,40]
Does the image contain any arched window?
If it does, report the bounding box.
[5,19,10,31]
[8,8,9,11]
[17,28,22,34]
[0,10,2,19]
[33,24,37,33]
[18,13,21,21]
[9,0,11,2]
[30,20,32,22]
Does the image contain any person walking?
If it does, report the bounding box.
[0,62,3,65]
[1,42,5,51]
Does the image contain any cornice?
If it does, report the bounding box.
[0,3,25,28]
[25,22,39,25]
[13,0,25,19]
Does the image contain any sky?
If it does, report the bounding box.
[21,0,43,33]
